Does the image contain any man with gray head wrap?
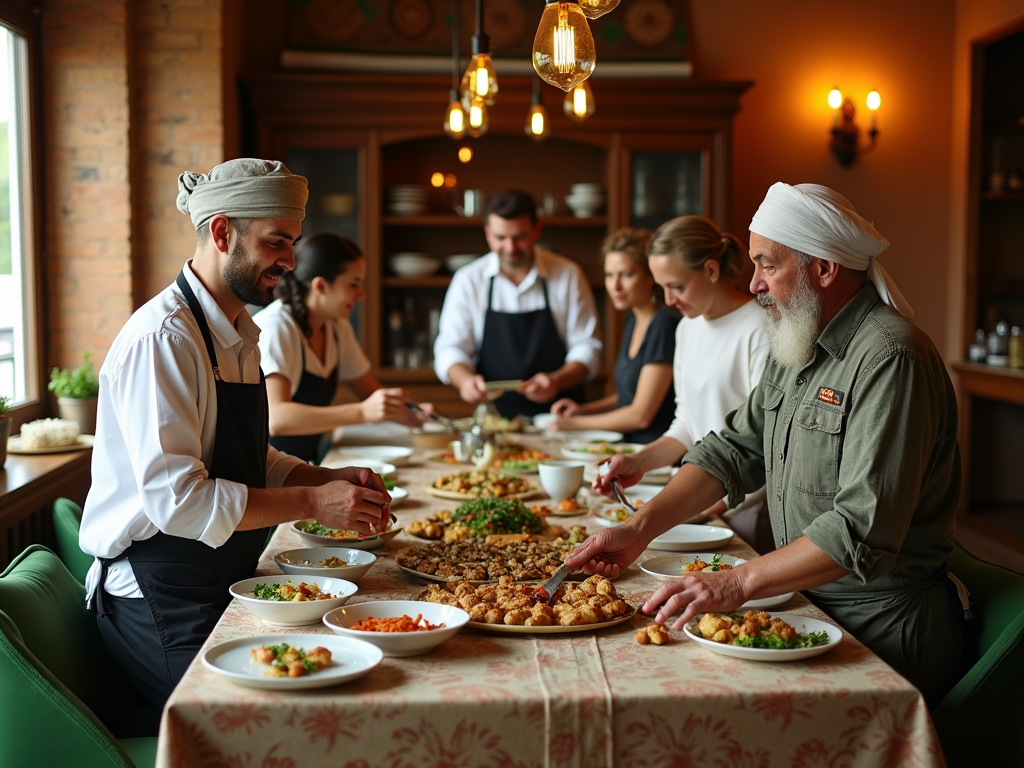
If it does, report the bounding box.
[567,182,965,708]
[80,158,393,709]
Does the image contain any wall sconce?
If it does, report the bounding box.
[828,88,880,167]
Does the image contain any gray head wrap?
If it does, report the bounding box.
[176,158,308,231]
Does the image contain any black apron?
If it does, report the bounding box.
[269,343,337,464]
[92,271,270,706]
[476,275,585,418]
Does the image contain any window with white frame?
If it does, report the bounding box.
[0,23,36,405]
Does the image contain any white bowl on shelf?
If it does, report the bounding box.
[445,254,479,272]
[389,253,441,277]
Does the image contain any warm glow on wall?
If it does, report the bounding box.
[828,86,881,166]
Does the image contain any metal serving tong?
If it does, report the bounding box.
[535,563,572,605]
[598,461,637,515]
[404,401,458,430]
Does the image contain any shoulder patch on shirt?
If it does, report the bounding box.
[817,387,845,406]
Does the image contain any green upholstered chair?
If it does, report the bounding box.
[933,542,1024,766]
[0,544,158,768]
[52,497,94,585]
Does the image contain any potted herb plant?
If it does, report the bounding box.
[48,351,99,434]
[0,395,9,467]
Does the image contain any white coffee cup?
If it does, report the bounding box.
[538,460,585,502]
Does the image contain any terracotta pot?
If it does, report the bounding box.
[57,395,97,435]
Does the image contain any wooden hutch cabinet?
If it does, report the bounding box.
[954,19,1024,550]
[244,72,750,416]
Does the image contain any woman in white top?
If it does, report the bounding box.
[594,216,772,551]
[546,228,678,444]
[256,234,425,464]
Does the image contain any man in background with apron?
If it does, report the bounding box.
[433,190,602,418]
[80,159,391,708]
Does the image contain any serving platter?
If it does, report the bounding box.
[201,633,383,690]
[413,588,637,633]
[683,611,842,661]
[423,484,540,501]
[8,434,94,454]
[553,430,623,443]
[561,442,643,462]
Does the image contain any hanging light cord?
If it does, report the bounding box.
[473,0,488,54]
[451,0,460,90]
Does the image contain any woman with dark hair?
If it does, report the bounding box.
[255,233,426,464]
[546,228,678,443]
[594,216,773,552]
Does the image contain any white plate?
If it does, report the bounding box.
[7,434,94,454]
[274,547,377,581]
[589,507,632,527]
[533,413,555,430]
[561,442,643,462]
[648,524,734,552]
[323,600,469,657]
[583,464,675,487]
[334,445,414,466]
[292,520,403,550]
[423,483,539,501]
[740,592,797,610]
[388,486,409,506]
[554,430,623,443]
[229,575,358,627]
[319,457,396,477]
[640,553,748,579]
[683,611,842,661]
[201,633,383,690]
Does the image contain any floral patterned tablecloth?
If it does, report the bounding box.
[157,437,944,768]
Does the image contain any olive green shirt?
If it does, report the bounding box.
[684,283,961,596]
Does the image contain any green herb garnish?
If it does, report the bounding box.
[383,477,396,491]
[254,582,291,601]
[266,642,318,671]
[502,459,539,472]
[733,631,830,649]
[449,498,545,536]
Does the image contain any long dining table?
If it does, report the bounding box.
[155,426,945,768]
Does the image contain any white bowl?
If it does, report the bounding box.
[538,460,585,502]
[274,547,378,581]
[323,600,469,657]
[389,254,441,277]
[570,182,604,193]
[335,445,414,467]
[319,457,397,478]
[445,254,479,272]
[292,520,403,550]
[230,574,358,627]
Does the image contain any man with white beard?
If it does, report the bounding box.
[574,183,965,707]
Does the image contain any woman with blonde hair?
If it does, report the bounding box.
[547,228,677,443]
[594,215,772,552]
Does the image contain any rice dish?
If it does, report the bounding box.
[20,418,80,449]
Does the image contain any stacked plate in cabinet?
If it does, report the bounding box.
[387,185,429,215]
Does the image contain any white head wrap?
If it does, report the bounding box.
[749,182,913,319]
[176,158,308,231]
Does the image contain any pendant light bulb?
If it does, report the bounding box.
[526,105,550,142]
[563,80,595,122]
[466,100,489,138]
[532,0,597,92]
[444,89,466,139]
[578,0,619,19]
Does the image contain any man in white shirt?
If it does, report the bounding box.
[80,159,391,708]
[433,190,602,417]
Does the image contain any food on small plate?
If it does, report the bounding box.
[396,538,579,582]
[595,506,632,523]
[574,441,635,455]
[696,611,831,648]
[683,554,732,573]
[300,520,394,541]
[635,624,669,645]
[350,613,446,632]
[253,581,337,601]
[421,574,631,627]
[430,444,550,471]
[250,643,332,678]
[284,555,347,568]
[555,498,582,512]
[430,470,535,498]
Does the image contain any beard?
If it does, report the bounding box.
[758,269,822,367]
[223,237,285,307]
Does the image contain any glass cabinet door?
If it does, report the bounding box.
[281,147,362,336]
[629,151,703,231]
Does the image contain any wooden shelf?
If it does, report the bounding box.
[382,215,607,227]
[981,191,1024,201]
[953,361,1024,406]
[382,276,452,288]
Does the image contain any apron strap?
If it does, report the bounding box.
[88,557,113,616]
[176,270,222,382]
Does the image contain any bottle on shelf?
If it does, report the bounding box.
[1010,326,1024,369]
[986,320,1010,367]
[388,302,406,368]
[969,329,988,363]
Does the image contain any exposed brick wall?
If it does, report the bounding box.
[42,0,133,371]
[132,0,224,304]
[41,0,224,373]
